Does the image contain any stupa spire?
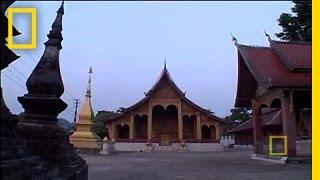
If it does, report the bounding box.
[46,1,64,49]
[24,1,65,98]
[86,67,93,97]
[70,66,101,150]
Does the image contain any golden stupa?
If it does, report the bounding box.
[70,67,102,150]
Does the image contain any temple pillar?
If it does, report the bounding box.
[215,123,221,140]
[111,124,115,141]
[129,114,134,139]
[281,91,296,156]
[178,101,183,140]
[196,112,201,139]
[252,100,264,154]
[147,103,152,140]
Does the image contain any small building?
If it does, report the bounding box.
[229,108,282,146]
[104,64,228,151]
[232,34,311,157]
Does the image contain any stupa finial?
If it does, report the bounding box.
[86,67,92,97]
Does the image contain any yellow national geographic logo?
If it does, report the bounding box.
[268,135,288,156]
[7,8,37,49]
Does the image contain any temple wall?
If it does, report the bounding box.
[112,142,224,152]
[132,101,149,114]
[200,115,218,127]
[181,101,196,113]
[114,142,147,151]
[186,143,223,152]
[112,114,130,126]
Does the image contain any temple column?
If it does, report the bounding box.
[129,114,134,139]
[111,123,116,141]
[147,103,152,140]
[178,101,183,140]
[281,91,296,156]
[215,123,221,140]
[252,100,264,154]
[196,112,201,139]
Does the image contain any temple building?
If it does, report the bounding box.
[70,68,102,151]
[104,64,228,151]
[229,108,282,146]
[232,33,311,158]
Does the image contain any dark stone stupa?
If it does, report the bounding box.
[17,2,88,179]
[1,1,88,179]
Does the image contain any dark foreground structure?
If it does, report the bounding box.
[1,2,88,179]
[232,34,311,157]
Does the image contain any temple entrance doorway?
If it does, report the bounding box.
[201,125,216,139]
[134,114,148,139]
[160,134,170,146]
[152,105,178,145]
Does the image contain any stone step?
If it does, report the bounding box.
[154,145,178,151]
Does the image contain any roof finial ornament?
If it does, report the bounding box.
[164,58,167,69]
[89,66,93,74]
[264,30,271,40]
[230,33,238,45]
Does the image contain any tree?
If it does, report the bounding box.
[91,110,116,139]
[224,108,251,127]
[276,0,311,42]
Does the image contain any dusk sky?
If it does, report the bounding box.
[2,1,293,122]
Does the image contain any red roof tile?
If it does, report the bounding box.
[238,45,311,88]
[269,40,311,71]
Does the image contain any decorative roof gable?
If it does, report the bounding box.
[105,65,226,123]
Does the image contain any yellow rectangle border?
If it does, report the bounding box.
[7,8,37,49]
[268,135,288,156]
[313,0,318,180]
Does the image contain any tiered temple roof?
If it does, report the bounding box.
[105,65,226,123]
[234,35,311,107]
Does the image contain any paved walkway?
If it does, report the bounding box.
[80,150,311,180]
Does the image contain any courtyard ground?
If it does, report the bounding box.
[80,149,311,180]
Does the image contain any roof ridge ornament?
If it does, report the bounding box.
[264,30,272,41]
[230,33,238,46]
